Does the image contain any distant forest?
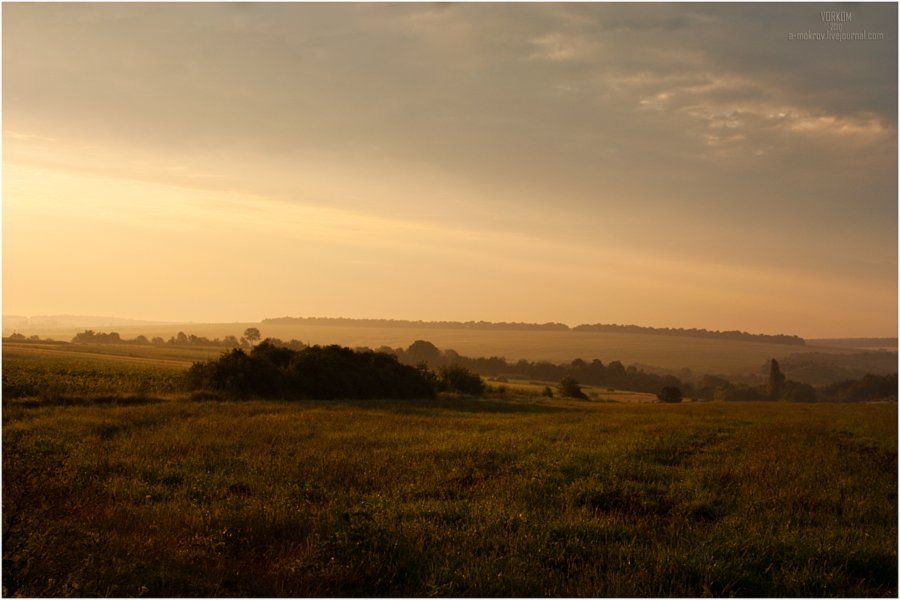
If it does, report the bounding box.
[572,324,805,345]
[262,316,805,345]
[262,317,569,331]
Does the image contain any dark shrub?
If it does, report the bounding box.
[782,380,817,402]
[558,377,588,399]
[541,386,554,398]
[186,348,275,398]
[187,342,436,400]
[714,384,765,402]
[821,373,897,402]
[438,365,486,395]
[657,386,683,403]
[405,340,442,366]
[768,358,786,399]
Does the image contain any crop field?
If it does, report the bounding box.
[3,345,897,597]
[4,342,220,365]
[4,322,862,374]
[2,344,191,398]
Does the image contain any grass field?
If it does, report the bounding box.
[3,343,897,596]
[3,322,864,374]
[2,343,195,398]
[4,394,896,597]
[4,342,219,365]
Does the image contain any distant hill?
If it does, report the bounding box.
[807,338,898,350]
[3,314,173,331]
[573,323,805,345]
[262,316,804,345]
[262,316,570,331]
[776,351,899,386]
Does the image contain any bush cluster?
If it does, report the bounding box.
[187,342,437,400]
[187,341,491,400]
[657,386,683,403]
[558,376,588,399]
[436,365,486,395]
[820,373,898,402]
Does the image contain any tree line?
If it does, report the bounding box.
[260,316,805,344]
[69,328,306,350]
[387,342,893,403]
[187,341,485,400]
[386,340,684,395]
[572,324,805,345]
[819,373,898,402]
[262,316,569,331]
[14,331,893,403]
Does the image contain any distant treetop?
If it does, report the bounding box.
[572,324,805,345]
[261,316,804,345]
[261,316,570,331]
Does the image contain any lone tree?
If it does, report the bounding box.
[768,358,785,400]
[657,386,683,403]
[243,327,261,346]
[558,376,588,399]
[437,365,485,395]
[405,340,442,365]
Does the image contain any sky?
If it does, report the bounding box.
[3,3,897,338]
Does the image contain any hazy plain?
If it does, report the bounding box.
[3,322,870,374]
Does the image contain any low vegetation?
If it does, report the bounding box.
[3,340,897,596]
[69,328,307,350]
[436,364,486,396]
[778,351,899,386]
[573,323,806,345]
[3,347,185,399]
[392,340,687,395]
[557,376,588,399]
[657,386,683,403]
[6,337,895,404]
[186,342,438,400]
[821,373,899,403]
[4,395,895,597]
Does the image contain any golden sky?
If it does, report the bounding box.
[3,3,897,337]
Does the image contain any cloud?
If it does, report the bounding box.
[3,3,896,335]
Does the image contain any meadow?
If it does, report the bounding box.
[3,344,897,597]
[2,343,196,399]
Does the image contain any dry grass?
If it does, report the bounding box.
[3,343,895,596]
[4,393,896,597]
[2,345,186,399]
[4,342,220,366]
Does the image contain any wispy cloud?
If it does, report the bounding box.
[3,3,896,335]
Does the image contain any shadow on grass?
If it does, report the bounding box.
[187,392,578,414]
[7,395,166,408]
[334,395,581,415]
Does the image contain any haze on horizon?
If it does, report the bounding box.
[3,3,897,339]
